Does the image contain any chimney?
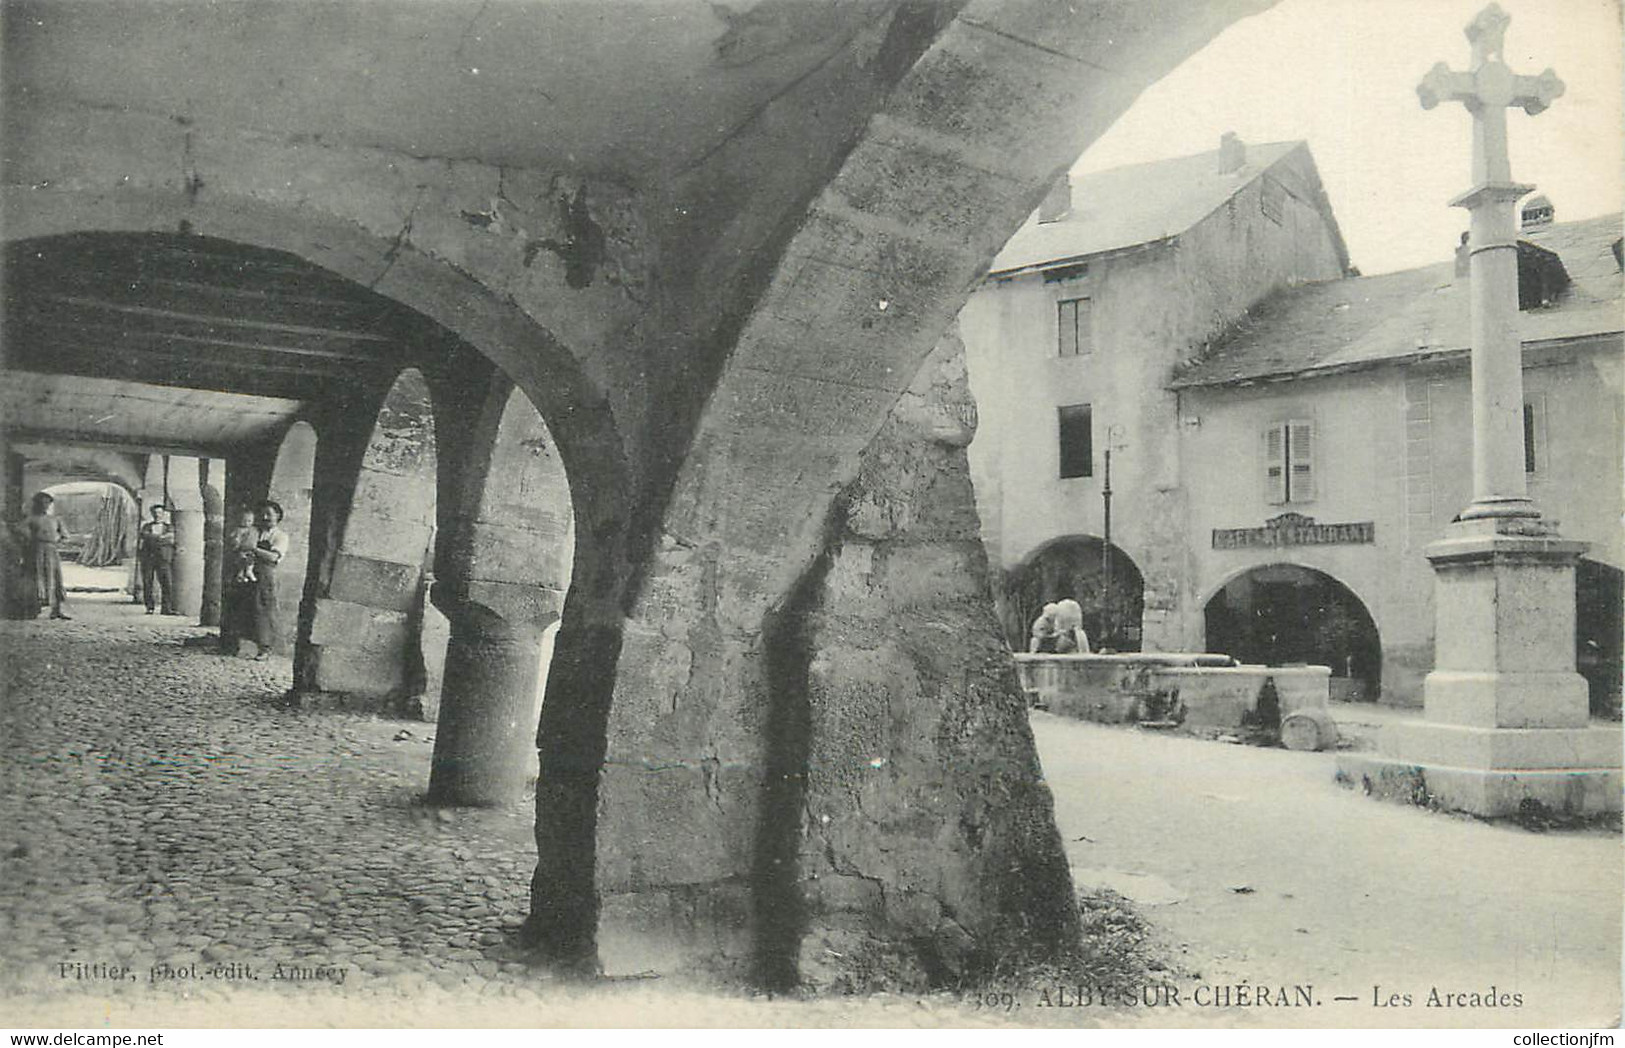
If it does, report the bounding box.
[1037,174,1071,224]
[1218,131,1246,173]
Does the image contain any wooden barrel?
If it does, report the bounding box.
[1280,708,1339,751]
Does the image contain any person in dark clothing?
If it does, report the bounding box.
[137,503,177,615]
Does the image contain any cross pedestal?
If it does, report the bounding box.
[1341,518,1621,815]
[1336,4,1620,817]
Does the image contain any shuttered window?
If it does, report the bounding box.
[1263,419,1315,503]
[1058,298,1091,357]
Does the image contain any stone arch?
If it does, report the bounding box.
[1,197,631,616]
[427,376,576,806]
[1202,562,1383,701]
[1576,557,1622,717]
[594,2,1273,985]
[19,446,145,501]
[5,207,638,978]
[37,480,138,567]
[306,370,439,706]
[1003,535,1147,652]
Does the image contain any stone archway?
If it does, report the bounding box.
[306,370,438,707]
[1204,563,1382,702]
[428,378,575,808]
[1004,536,1147,653]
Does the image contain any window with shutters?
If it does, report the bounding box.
[1058,404,1093,478]
[1057,297,1092,357]
[1263,419,1316,504]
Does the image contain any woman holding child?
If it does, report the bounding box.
[224,500,289,659]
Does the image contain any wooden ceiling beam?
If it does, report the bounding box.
[36,292,397,344]
[14,312,390,364]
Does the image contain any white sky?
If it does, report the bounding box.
[1072,0,1624,275]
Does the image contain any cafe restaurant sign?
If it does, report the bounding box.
[1212,512,1374,550]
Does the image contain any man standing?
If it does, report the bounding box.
[138,503,177,616]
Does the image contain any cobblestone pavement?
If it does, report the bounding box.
[0,594,1039,1028]
[1,594,554,1019]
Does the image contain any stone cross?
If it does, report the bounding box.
[1418,4,1565,185]
[1417,3,1563,519]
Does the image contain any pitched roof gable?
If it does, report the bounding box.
[1172,213,1623,388]
[990,140,1340,274]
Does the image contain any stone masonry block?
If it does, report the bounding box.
[340,511,434,567]
[309,597,411,653]
[312,647,407,697]
[1380,722,1622,771]
[328,553,421,613]
[349,469,438,527]
[825,125,1029,251]
[464,579,563,626]
[467,520,570,590]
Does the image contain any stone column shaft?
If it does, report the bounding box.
[428,615,546,806]
[167,456,206,618]
[1454,180,1535,519]
[200,462,223,627]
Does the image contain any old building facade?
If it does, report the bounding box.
[961,137,1350,654]
[964,150,1622,710]
[1174,208,1623,710]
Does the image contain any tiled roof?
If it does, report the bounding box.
[990,141,1312,274]
[1171,213,1624,388]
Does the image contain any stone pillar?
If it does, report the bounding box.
[1458,180,1534,519]
[167,455,205,619]
[200,459,223,627]
[428,383,571,806]
[1340,7,1619,815]
[427,606,548,806]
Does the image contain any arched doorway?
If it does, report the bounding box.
[1576,558,1622,718]
[1204,563,1381,701]
[1004,536,1145,651]
[40,480,137,567]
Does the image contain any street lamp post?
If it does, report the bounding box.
[1100,424,1125,650]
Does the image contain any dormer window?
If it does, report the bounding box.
[1520,194,1554,230]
